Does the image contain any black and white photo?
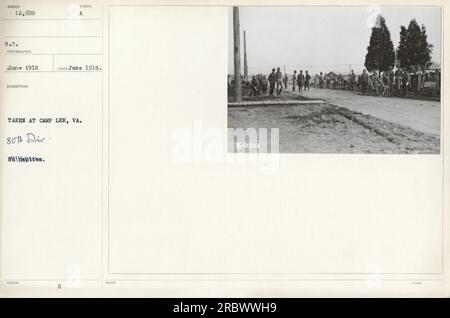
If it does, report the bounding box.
[228,6,441,154]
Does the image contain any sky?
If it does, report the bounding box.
[227,6,441,75]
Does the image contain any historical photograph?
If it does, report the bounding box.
[227,6,441,153]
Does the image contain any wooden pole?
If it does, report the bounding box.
[243,30,248,80]
[233,7,242,102]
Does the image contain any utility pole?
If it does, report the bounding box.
[233,7,242,102]
[243,30,248,80]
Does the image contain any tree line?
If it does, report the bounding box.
[364,15,434,74]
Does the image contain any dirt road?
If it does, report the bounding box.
[228,94,440,154]
[290,87,441,136]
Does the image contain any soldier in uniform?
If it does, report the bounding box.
[319,72,324,89]
[261,75,268,95]
[249,75,258,97]
[394,68,402,95]
[283,73,288,89]
[382,71,391,97]
[292,70,297,91]
[360,69,369,95]
[304,70,311,91]
[388,66,395,94]
[275,67,283,96]
[297,70,305,94]
[401,69,409,97]
[349,69,356,91]
[256,74,262,96]
[268,68,277,96]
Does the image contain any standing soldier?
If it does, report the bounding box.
[227,75,233,99]
[297,70,305,94]
[268,68,277,96]
[360,69,369,95]
[256,74,263,96]
[349,69,356,92]
[382,71,391,97]
[369,71,380,96]
[292,70,297,91]
[401,69,409,97]
[261,74,268,95]
[319,72,324,89]
[417,66,424,93]
[436,69,440,96]
[304,70,311,91]
[394,68,402,95]
[283,73,288,89]
[275,67,283,96]
[388,66,394,94]
[248,75,258,97]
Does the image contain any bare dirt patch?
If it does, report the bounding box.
[227,103,439,154]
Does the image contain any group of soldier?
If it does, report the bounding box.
[314,67,438,97]
[354,67,438,97]
[242,66,313,97]
[228,65,439,99]
[244,67,285,97]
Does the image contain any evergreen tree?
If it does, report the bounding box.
[417,25,433,69]
[364,15,396,74]
[396,19,433,71]
[396,26,409,68]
